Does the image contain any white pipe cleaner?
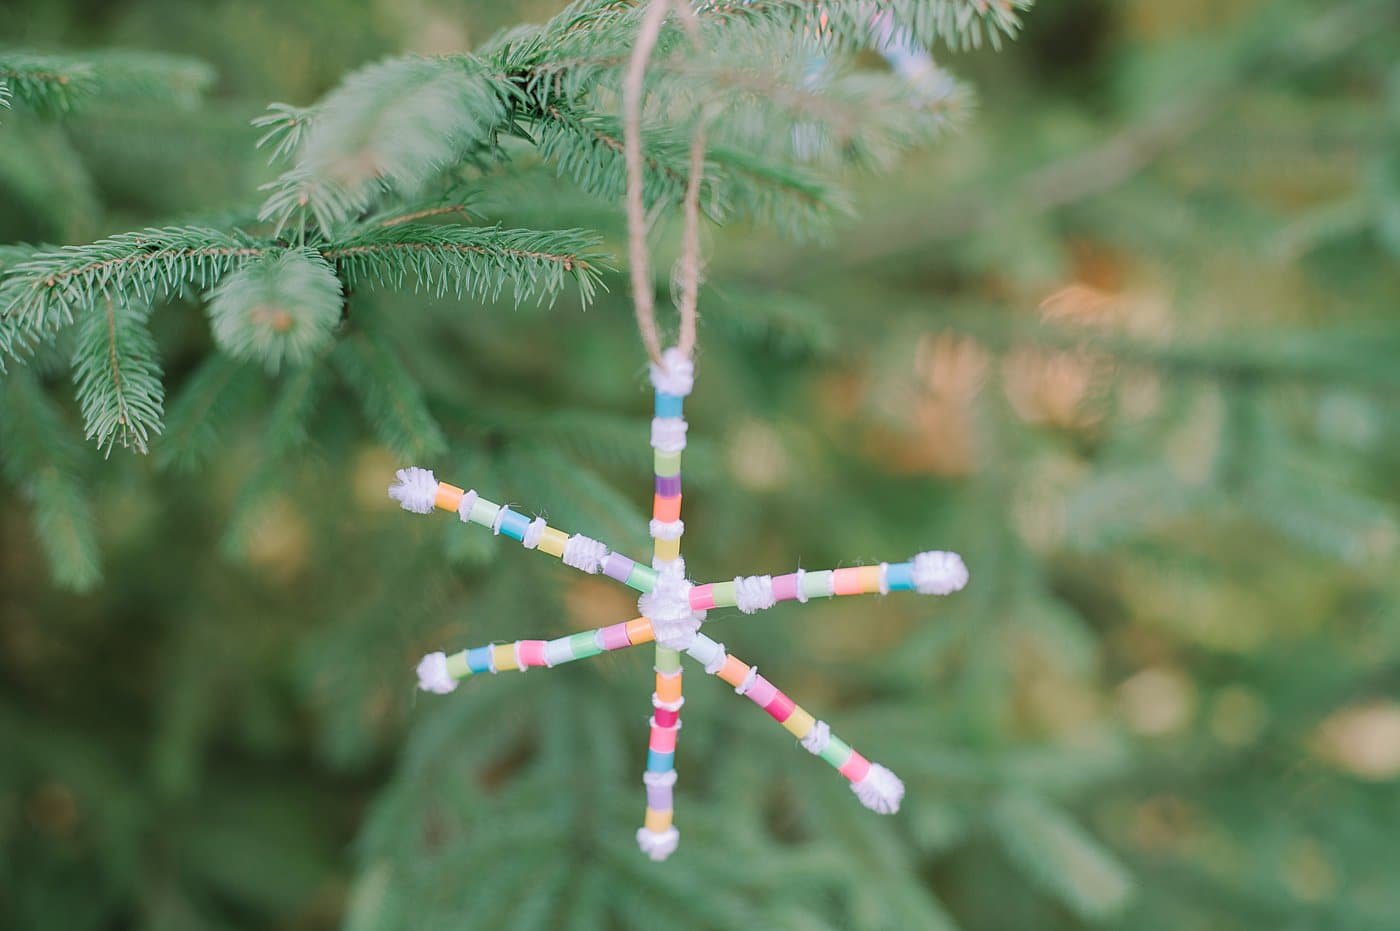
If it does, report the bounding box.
[388,467,437,514]
[562,534,609,573]
[911,551,969,595]
[636,826,680,862]
[639,559,704,650]
[734,575,776,614]
[650,418,689,453]
[851,764,905,815]
[648,347,695,396]
[416,652,457,694]
[801,720,831,754]
[649,518,685,540]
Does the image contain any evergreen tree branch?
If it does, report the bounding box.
[321,223,605,306]
[0,226,267,353]
[252,102,317,164]
[207,248,344,372]
[698,0,1032,51]
[333,331,447,460]
[155,354,259,471]
[0,368,100,589]
[0,49,213,115]
[529,104,843,230]
[71,296,164,455]
[258,57,514,232]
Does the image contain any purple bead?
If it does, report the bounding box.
[647,783,672,810]
[603,552,634,583]
[655,474,682,497]
[599,623,631,651]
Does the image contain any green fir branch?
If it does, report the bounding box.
[333,331,447,460]
[0,51,96,115]
[155,354,259,471]
[260,56,514,232]
[322,223,605,306]
[252,102,318,164]
[207,248,344,372]
[0,48,212,115]
[71,296,164,455]
[0,368,100,590]
[699,0,1031,51]
[989,792,1135,921]
[0,226,267,353]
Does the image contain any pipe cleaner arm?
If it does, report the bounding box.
[687,551,970,615]
[388,466,663,594]
[679,632,905,816]
[414,614,656,694]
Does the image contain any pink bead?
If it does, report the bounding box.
[689,584,715,611]
[650,721,678,753]
[600,623,631,651]
[832,567,866,596]
[654,705,680,728]
[745,675,778,708]
[517,640,548,667]
[764,691,796,722]
[839,750,871,782]
[771,573,800,602]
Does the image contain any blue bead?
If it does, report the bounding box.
[646,749,675,772]
[654,393,684,418]
[467,646,494,674]
[498,508,530,542]
[886,562,915,591]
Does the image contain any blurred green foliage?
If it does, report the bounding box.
[2,1,1399,930]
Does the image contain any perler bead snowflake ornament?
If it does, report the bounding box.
[391,348,969,862]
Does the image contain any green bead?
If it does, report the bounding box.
[469,499,500,529]
[569,630,602,659]
[627,563,658,593]
[654,646,682,673]
[820,735,852,768]
[709,580,737,608]
[653,449,682,477]
[802,570,833,600]
[445,651,472,679]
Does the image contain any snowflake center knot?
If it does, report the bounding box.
[639,558,705,650]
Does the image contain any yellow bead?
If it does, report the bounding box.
[782,707,815,739]
[492,643,519,672]
[644,808,672,832]
[653,536,681,561]
[537,526,569,558]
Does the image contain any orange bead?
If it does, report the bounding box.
[717,655,749,688]
[831,567,864,596]
[626,617,655,645]
[434,482,464,511]
[652,493,682,522]
[655,669,683,703]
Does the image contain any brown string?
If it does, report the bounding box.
[623,0,705,366]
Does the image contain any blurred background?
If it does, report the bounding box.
[3,0,1399,929]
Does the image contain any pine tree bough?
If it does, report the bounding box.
[0,0,1028,469]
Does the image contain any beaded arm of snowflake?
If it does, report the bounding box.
[390,353,969,862]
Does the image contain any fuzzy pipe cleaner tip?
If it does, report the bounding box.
[389,467,438,514]
[911,550,969,595]
[851,763,904,814]
[416,652,457,694]
[636,827,680,862]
